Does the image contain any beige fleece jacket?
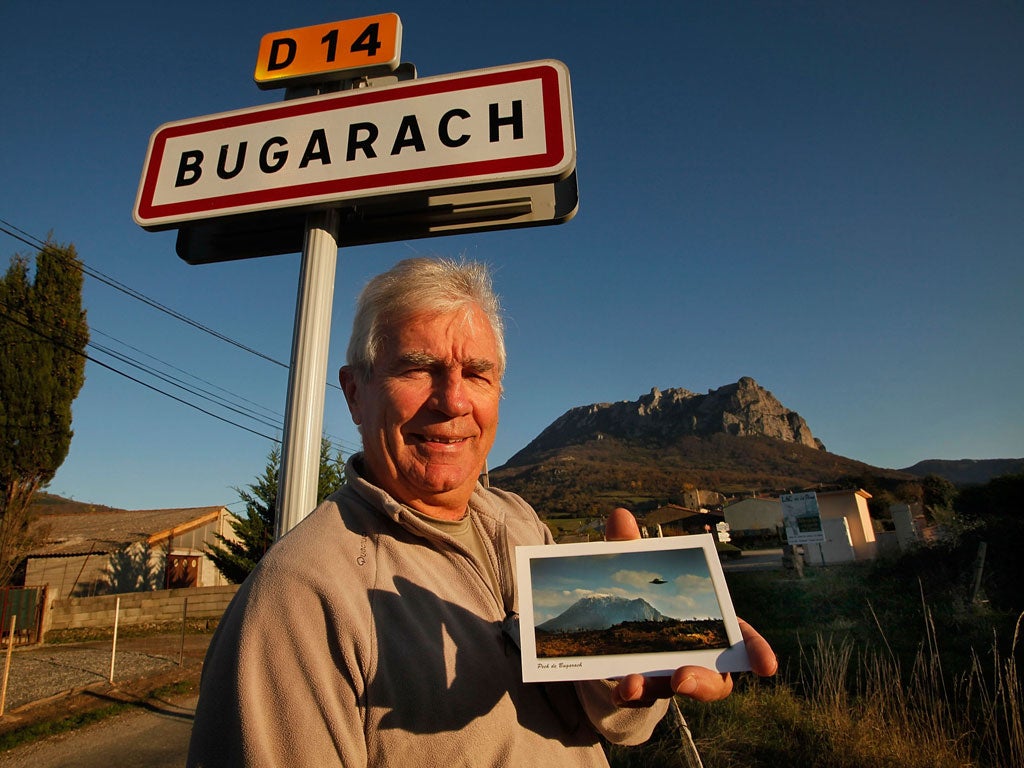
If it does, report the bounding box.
[187,456,667,767]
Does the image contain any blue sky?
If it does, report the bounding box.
[2,1,1021,511]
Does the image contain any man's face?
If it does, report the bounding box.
[340,304,501,520]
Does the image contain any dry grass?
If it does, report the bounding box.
[611,609,1023,768]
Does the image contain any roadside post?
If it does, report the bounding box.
[0,614,15,716]
[109,596,121,684]
[134,13,577,538]
[178,595,189,666]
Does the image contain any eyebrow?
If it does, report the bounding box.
[396,352,496,374]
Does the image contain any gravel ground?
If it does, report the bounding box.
[3,647,174,712]
[1,633,212,715]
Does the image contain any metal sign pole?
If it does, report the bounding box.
[275,208,340,539]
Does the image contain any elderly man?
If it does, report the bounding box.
[187,258,776,767]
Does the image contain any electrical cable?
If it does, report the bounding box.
[88,339,285,433]
[90,327,284,422]
[0,220,359,455]
[0,219,343,391]
[86,329,359,455]
[0,303,280,442]
[0,305,359,457]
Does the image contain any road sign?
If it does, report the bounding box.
[780,492,826,545]
[134,60,575,231]
[175,171,578,263]
[254,14,403,89]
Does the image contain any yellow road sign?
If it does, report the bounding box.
[255,14,402,89]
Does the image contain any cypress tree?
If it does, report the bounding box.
[0,241,89,585]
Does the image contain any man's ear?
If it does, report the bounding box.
[338,366,363,426]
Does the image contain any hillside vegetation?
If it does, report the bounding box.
[491,433,915,518]
[490,379,1018,520]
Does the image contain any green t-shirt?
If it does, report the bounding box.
[415,511,502,603]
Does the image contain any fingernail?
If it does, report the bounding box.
[677,675,698,696]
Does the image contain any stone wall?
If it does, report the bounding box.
[43,584,240,637]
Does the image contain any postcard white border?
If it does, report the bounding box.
[515,534,749,683]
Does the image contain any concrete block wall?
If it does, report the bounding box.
[44,584,240,636]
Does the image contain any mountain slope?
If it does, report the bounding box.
[537,594,671,632]
[491,378,913,517]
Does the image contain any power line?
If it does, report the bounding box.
[1,221,357,448]
[0,219,342,391]
[1,219,359,456]
[0,290,359,458]
[0,302,280,442]
[85,327,360,456]
[88,339,286,433]
[90,327,284,423]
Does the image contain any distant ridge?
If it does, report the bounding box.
[27,491,127,516]
[899,458,1024,486]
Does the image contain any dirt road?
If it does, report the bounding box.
[0,693,197,767]
[0,631,211,765]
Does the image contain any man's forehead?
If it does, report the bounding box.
[385,307,496,352]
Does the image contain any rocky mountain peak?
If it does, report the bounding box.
[505,378,823,466]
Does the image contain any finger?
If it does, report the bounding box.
[611,674,674,707]
[671,666,734,703]
[604,507,641,541]
[738,618,778,677]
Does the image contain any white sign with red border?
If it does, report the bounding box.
[134,60,574,230]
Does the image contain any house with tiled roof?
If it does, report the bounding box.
[25,505,240,598]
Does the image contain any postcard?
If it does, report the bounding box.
[515,534,750,683]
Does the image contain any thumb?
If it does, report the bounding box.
[605,507,641,541]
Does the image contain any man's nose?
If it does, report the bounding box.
[431,371,470,416]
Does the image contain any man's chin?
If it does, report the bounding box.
[409,462,485,496]
[415,472,476,496]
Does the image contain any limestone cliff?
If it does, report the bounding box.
[505,377,823,467]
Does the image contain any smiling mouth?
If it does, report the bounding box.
[415,435,470,446]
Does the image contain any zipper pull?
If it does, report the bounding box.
[501,611,521,656]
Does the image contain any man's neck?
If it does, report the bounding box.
[353,453,474,521]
